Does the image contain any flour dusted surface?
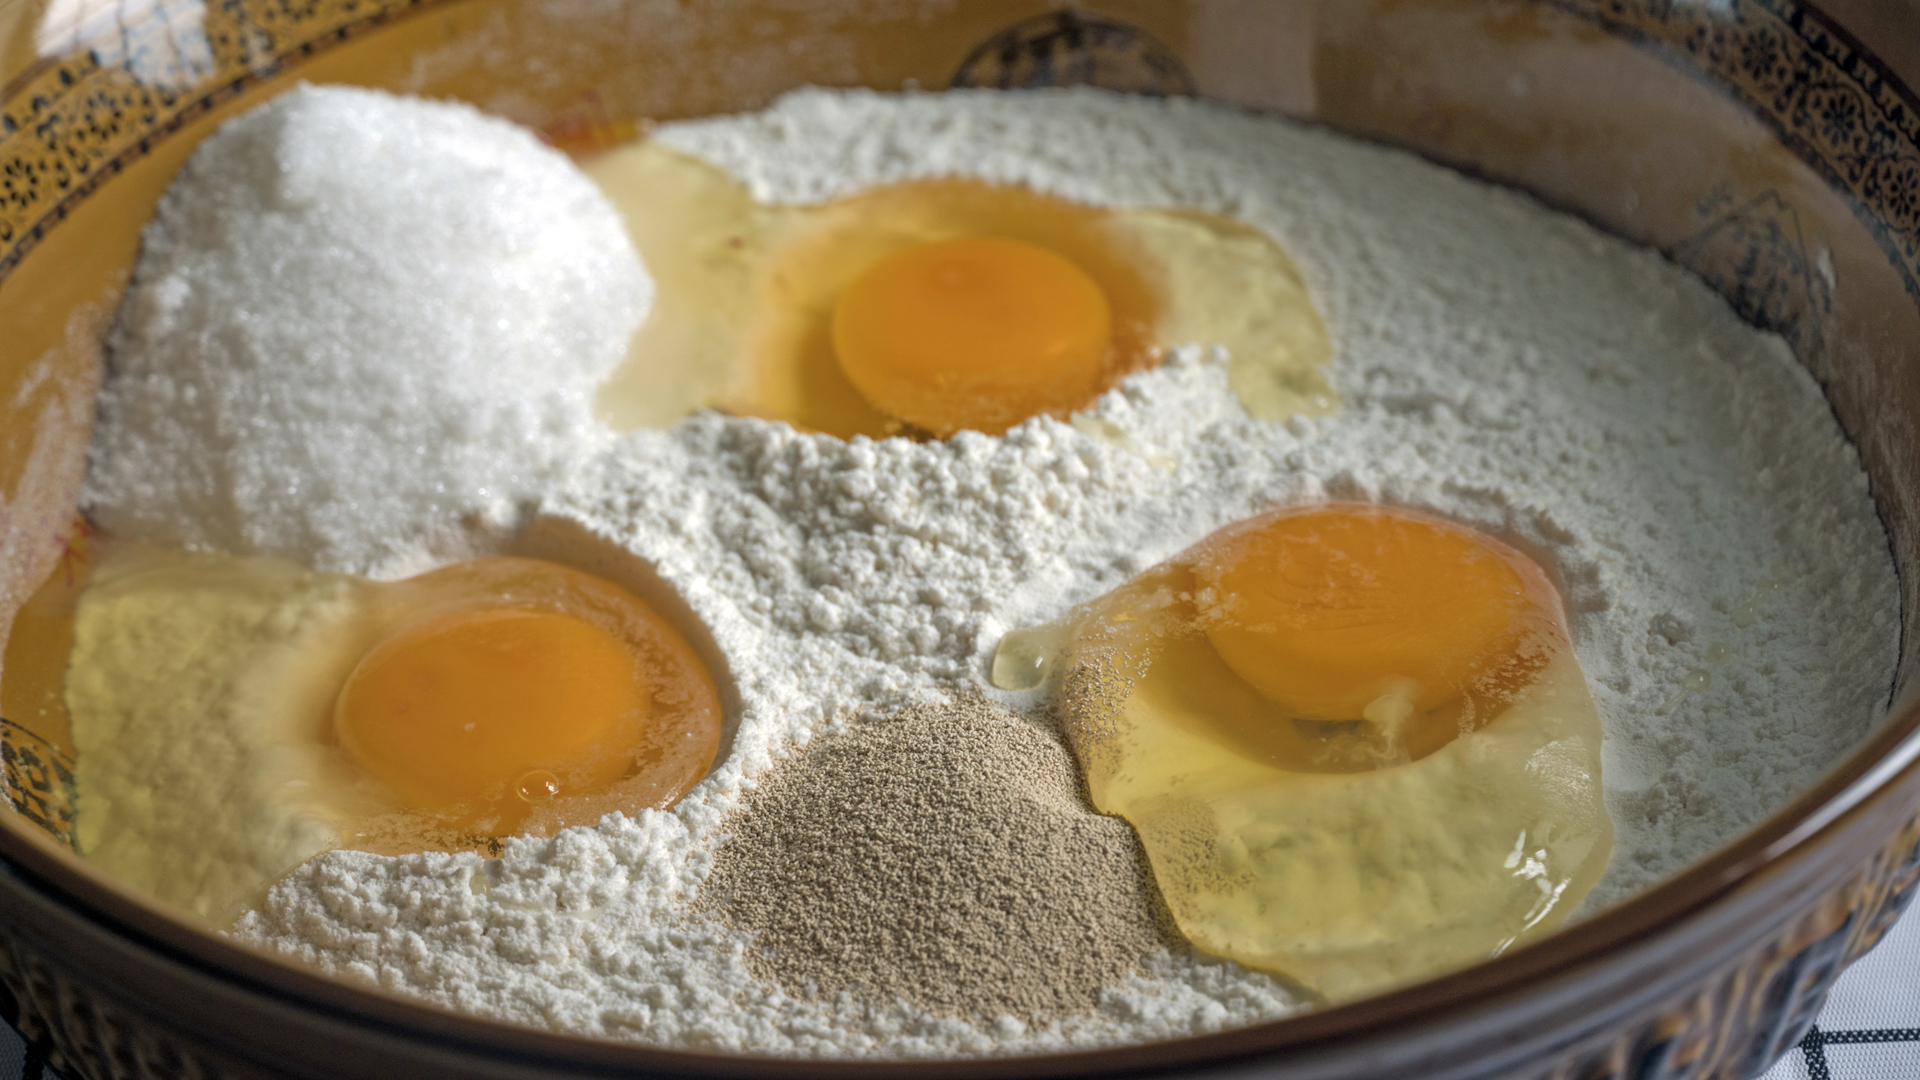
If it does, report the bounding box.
[232,88,1900,1055]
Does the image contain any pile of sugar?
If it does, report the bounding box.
[83,84,649,574]
[703,696,1174,1020]
[81,85,1895,1056]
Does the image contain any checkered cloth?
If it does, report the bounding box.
[1762,901,1920,1080]
[0,1023,29,1080]
[0,904,1913,1078]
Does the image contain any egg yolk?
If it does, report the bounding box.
[831,236,1113,437]
[1195,505,1549,746]
[334,607,648,815]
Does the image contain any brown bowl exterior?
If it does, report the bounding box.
[0,1,1916,1078]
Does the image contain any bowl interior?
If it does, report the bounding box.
[0,0,1915,1070]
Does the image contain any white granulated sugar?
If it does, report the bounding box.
[83,83,649,575]
[227,87,1901,1056]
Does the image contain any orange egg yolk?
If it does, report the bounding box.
[334,607,648,815]
[831,236,1113,437]
[1195,505,1550,734]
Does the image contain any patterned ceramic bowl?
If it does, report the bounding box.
[0,2,1915,1078]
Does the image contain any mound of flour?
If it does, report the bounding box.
[220,87,1900,1056]
[84,84,650,574]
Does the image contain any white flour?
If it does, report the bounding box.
[173,86,1898,1056]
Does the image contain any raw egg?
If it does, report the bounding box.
[335,556,721,841]
[832,237,1113,436]
[993,504,1612,1000]
[64,546,723,923]
[586,141,1334,438]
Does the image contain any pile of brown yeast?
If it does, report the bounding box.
[702,696,1178,1019]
